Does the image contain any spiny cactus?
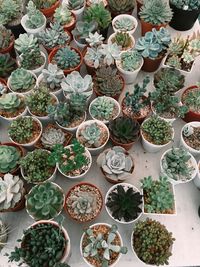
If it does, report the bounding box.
[0,145,21,173]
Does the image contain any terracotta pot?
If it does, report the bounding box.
[40,0,60,18]
[63,13,76,32]
[0,188,26,212]
[142,55,164,72]
[181,85,200,122]
[141,20,167,36]
[109,133,139,151]
[48,46,83,75]
[0,36,15,54]
[0,142,25,177]
[0,78,7,86]
[136,0,143,19]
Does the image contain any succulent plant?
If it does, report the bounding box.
[53,46,81,70]
[67,0,84,10]
[79,122,102,147]
[0,220,9,251]
[61,71,93,98]
[42,63,65,91]
[41,127,66,149]
[53,5,73,25]
[108,0,135,14]
[141,175,174,213]
[0,26,13,50]
[112,32,132,49]
[162,147,195,182]
[114,17,135,31]
[109,116,140,144]
[90,96,116,121]
[25,1,45,29]
[0,53,17,79]
[0,145,21,173]
[33,0,57,9]
[139,0,173,25]
[0,83,7,96]
[136,27,171,59]
[38,22,70,49]
[183,87,200,113]
[97,146,134,181]
[84,46,103,68]
[106,184,142,222]
[72,21,97,44]
[99,43,121,65]
[84,2,112,30]
[9,68,35,93]
[82,224,127,266]
[94,66,123,97]
[0,173,24,210]
[142,116,173,145]
[0,0,21,25]
[120,50,143,71]
[0,93,23,113]
[86,32,104,47]
[26,182,64,220]
[133,219,175,265]
[170,0,200,10]
[14,33,38,54]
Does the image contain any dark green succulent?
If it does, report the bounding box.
[106,184,142,222]
[109,116,140,144]
[0,53,17,79]
[108,0,135,14]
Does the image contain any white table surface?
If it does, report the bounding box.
[0,8,200,267]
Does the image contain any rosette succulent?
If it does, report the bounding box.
[41,127,66,149]
[90,96,116,121]
[9,68,35,93]
[25,1,45,29]
[0,93,22,113]
[114,17,135,31]
[97,146,134,181]
[0,173,24,211]
[79,122,102,147]
[0,145,21,173]
[42,64,64,91]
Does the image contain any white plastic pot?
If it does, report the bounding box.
[108,33,135,52]
[89,96,121,124]
[160,148,198,185]
[76,119,110,156]
[9,116,43,148]
[193,160,200,189]
[105,183,143,224]
[71,4,85,21]
[73,36,87,50]
[141,118,174,153]
[180,121,200,157]
[151,104,176,124]
[21,14,46,36]
[57,145,92,179]
[80,223,123,267]
[112,14,138,36]
[116,55,143,84]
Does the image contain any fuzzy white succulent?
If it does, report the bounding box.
[99,43,121,66]
[86,32,104,47]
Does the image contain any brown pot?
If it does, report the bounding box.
[0,78,7,86]
[0,142,25,177]
[63,13,76,32]
[109,133,140,151]
[0,188,26,212]
[142,56,164,73]
[40,0,60,18]
[141,20,167,36]
[0,35,15,54]
[181,85,200,122]
[64,182,104,223]
[48,46,83,75]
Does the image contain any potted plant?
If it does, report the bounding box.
[84,46,103,74]
[180,122,200,157]
[131,218,175,265]
[154,67,185,96]
[105,183,143,223]
[7,68,36,95]
[0,173,25,212]
[36,123,73,150]
[0,220,9,251]
[26,181,65,221]
[160,147,198,185]
[8,116,43,147]
[26,86,58,122]
[34,0,61,18]
[136,27,171,72]
[141,175,176,215]
[97,146,134,183]
[84,3,111,38]
[121,76,151,123]
[0,26,15,54]
[107,0,135,16]
[108,32,135,52]
[48,140,92,179]
[15,33,46,75]
[65,182,103,222]
[89,96,120,124]
[47,94,87,132]
[80,223,127,267]
[37,63,65,97]
[0,93,27,121]
[20,148,57,184]
[21,1,46,35]
[169,0,200,31]
[139,0,173,35]
[93,65,125,100]
[112,14,138,35]
[0,53,17,80]
[53,5,76,31]
[116,49,144,84]
[0,81,7,95]
[76,119,110,155]
[61,71,93,100]
[181,84,200,122]
[0,143,24,176]
[38,22,71,54]
[141,116,174,153]
[48,46,83,75]
[67,0,85,20]
[6,220,71,266]
[164,32,200,74]
[194,160,200,189]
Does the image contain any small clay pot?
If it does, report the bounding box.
[142,55,164,72]
[40,0,60,18]
[0,35,15,54]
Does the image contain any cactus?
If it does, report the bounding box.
[0,145,21,173]
[42,63,64,91]
[79,122,102,147]
[41,127,65,149]
[0,173,24,210]
[54,46,81,70]
[0,93,22,112]
[25,1,45,29]
[9,68,35,93]
[90,96,115,121]
[108,0,135,14]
